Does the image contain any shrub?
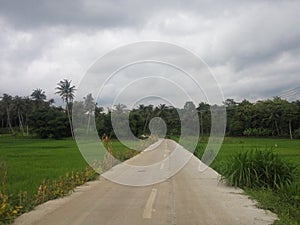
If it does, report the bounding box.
[28,108,70,139]
[220,149,297,189]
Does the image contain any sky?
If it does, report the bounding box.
[0,0,300,107]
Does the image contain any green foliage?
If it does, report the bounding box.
[220,149,296,189]
[28,108,70,139]
[0,136,153,224]
[0,164,97,225]
[277,182,300,208]
[247,188,300,225]
[0,137,99,224]
[192,137,300,224]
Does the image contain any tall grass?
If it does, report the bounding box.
[219,149,300,224]
[220,149,297,189]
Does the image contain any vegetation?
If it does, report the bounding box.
[0,136,147,224]
[0,81,299,224]
[0,78,300,140]
[194,138,300,225]
[55,79,76,139]
[220,149,296,189]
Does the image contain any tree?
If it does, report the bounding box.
[55,79,76,139]
[83,93,95,134]
[181,101,198,136]
[13,96,25,135]
[29,108,70,139]
[31,88,47,109]
[138,104,154,134]
[196,102,211,136]
[1,94,14,134]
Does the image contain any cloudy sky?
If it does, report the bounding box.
[1,0,300,107]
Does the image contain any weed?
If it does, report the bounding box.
[220,149,296,189]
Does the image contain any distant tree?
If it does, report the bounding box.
[13,96,25,135]
[196,102,211,136]
[55,79,76,138]
[183,101,196,111]
[181,101,198,136]
[1,94,14,134]
[31,88,46,107]
[0,100,5,129]
[29,108,70,139]
[84,93,95,134]
[138,104,154,134]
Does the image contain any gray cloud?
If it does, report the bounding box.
[0,0,299,105]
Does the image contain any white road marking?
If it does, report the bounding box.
[143,188,157,219]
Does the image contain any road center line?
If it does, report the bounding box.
[143,188,157,219]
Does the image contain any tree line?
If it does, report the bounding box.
[0,79,75,139]
[0,82,299,139]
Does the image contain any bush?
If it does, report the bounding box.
[220,149,297,189]
[28,108,70,139]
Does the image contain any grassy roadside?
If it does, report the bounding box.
[1,136,299,224]
[0,136,152,224]
[194,137,300,225]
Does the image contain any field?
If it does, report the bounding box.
[211,137,300,179]
[0,136,299,224]
[0,136,139,199]
[204,137,300,225]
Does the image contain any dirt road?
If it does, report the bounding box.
[14,139,277,225]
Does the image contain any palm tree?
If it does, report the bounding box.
[55,79,76,138]
[31,88,46,109]
[31,88,46,102]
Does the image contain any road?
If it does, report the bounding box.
[14,139,277,225]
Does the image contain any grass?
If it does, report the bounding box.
[0,136,87,198]
[194,137,300,225]
[220,149,296,188]
[195,137,300,180]
[0,135,151,224]
[0,137,136,198]
[0,135,153,199]
[1,136,299,224]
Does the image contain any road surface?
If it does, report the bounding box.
[14,139,277,225]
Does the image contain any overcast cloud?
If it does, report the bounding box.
[0,0,300,106]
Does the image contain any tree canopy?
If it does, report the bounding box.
[0,86,299,140]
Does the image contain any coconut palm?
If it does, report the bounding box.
[55,79,76,138]
[31,88,46,102]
